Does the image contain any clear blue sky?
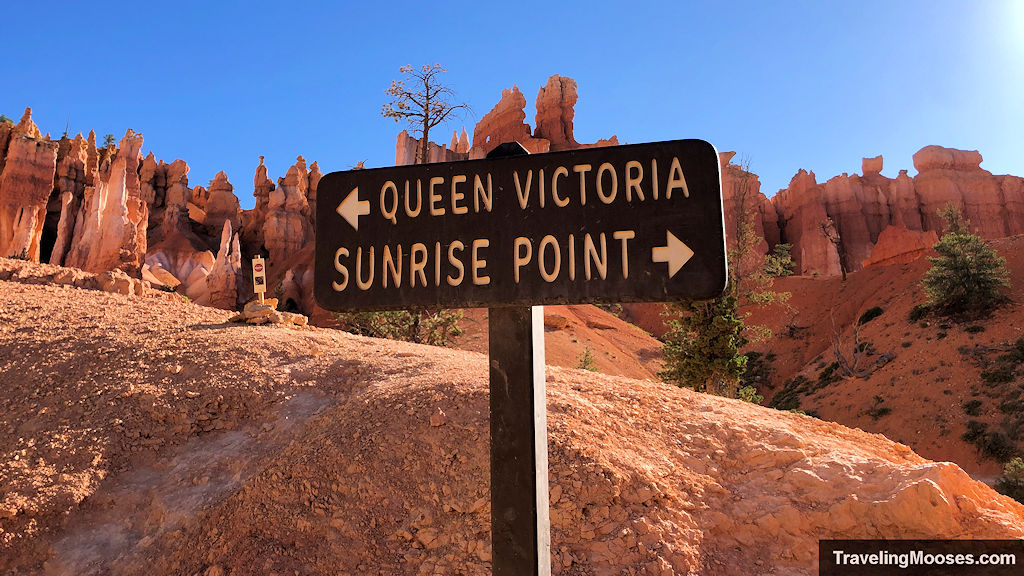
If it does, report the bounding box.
[2,1,1021,210]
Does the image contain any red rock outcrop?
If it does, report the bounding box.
[772,146,1024,275]
[264,156,313,265]
[0,108,58,261]
[196,220,242,309]
[307,160,322,218]
[534,75,580,151]
[862,155,883,175]
[241,155,274,250]
[204,171,241,233]
[467,86,550,159]
[862,225,939,268]
[159,161,192,232]
[719,152,775,272]
[49,134,90,265]
[1001,175,1024,236]
[773,170,842,276]
[396,75,620,164]
[449,126,470,154]
[395,130,468,165]
[64,129,148,275]
[0,119,13,160]
[912,146,1012,237]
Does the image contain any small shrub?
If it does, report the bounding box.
[817,362,842,388]
[8,248,29,261]
[962,420,988,443]
[962,399,983,416]
[740,351,775,389]
[576,347,598,372]
[995,458,1024,504]
[962,420,1016,462]
[334,309,463,346]
[982,366,1015,385]
[965,325,986,334]
[1000,399,1022,414]
[866,395,891,420]
[901,341,912,348]
[982,432,1015,462]
[937,332,947,340]
[909,304,931,322]
[769,375,811,411]
[867,406,892,420]
[858,306,884,325]
[738,385,763,404]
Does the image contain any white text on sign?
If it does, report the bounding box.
[369,157,689,227]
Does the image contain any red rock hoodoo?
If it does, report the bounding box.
[3,76,1023,320]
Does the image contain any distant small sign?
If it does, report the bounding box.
[252,257,267,300]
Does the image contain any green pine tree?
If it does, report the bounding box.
[995,457,1024,504]
[923,204,1009,316]
[576,347,598,372]
[332,308,463,346]
[659,292,748,397]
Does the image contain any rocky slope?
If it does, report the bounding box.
[742,235,1024,478]
[1,259,1023,575]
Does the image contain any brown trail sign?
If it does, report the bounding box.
[315,139,727,310]
[314,139,726,575]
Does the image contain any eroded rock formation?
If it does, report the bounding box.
[64,130,148,275]
[0,108,58,261]
[862,226,939,268]
[263,156,313,265]
[6,79,1024,328]
[769,147,1024,276]
[204,171,241,233]
[49,134,89,265]
[197,220,242,309]
[396,130,469,165]
[397,75,619,165]
[719,152,776,274]
[468,86,544,158]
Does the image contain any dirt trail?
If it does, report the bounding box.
[45,391,331,575]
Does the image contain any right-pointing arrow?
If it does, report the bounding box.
[652,231,694,278]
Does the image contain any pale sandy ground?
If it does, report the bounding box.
[1,257,1023,575]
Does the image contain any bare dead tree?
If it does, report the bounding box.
[382,64,469,164]
[829,309,894,378]
[819,218,849,281]
[785,303,806,338]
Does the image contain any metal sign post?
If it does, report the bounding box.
[484,143,549,575]
[489,305,549,575]
[313,138,727,574]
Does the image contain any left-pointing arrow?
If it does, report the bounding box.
[337,187,370,231]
